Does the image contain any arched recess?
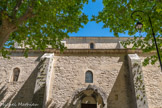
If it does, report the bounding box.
[69,85,107,108]
[13,67,20,81]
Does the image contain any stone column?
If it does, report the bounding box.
[128,54,148,108]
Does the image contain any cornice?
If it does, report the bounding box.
[66,37,136,39]
[9,48,156,55]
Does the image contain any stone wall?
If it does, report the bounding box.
[140,57,162,108]
[64,37,132,44]
[0,51,161,108]
[0,56,39,108]
[50,54,133,108]
[14,37,134,49]
[66,43,118,49]
[64,37,134,49]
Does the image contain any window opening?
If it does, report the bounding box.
[13,68,20,81]
[90,43,94,49]
[85,71,93,83]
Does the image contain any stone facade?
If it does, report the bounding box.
[0,57,40,108]
[64,37,133,49]
[0,37,161,108]
[50,54,132,108]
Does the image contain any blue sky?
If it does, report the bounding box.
[68,0,131,37]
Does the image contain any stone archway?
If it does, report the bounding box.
[69,85,107,108]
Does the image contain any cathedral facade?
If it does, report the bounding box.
[0,37,161,108]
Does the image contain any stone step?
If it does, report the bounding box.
[40,73,46,76]
[40,79,46,82]
[37,76,46,79]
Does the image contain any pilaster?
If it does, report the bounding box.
[128,54,148,108]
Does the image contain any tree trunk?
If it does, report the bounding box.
[0,19,17,50]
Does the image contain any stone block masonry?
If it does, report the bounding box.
[0,36,161,108]
[128,54,148,108]
[0,56,39,108]
[50,54,133,108]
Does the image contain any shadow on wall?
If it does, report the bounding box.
[0,57,45,108]
[47,101,69,108]
[0,55,136,108]
[0,85,7,102]
[46,86,104,108]
[32,79,46,108]
[47,56,136,108]
[45,93,76,108]
[107,55,135,108]
[0,84,15,108]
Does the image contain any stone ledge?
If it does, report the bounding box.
[6,48,156,55]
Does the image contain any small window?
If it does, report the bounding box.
[85,71,93,83]
[90,43,94,49]
[13,68,20,82]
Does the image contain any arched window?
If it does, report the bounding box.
[85,71,93,83]
[90,43,94,49]
[13,68,20,81]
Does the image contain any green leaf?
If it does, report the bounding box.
[92,0,162,66]
[0,0,90,57]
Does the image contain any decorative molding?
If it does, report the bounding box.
[6,49,156,55]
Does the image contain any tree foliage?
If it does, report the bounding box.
[0,0,92,57]
[92,0,162,66]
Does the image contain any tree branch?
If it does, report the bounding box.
[12,0,24,18]
[3,0,9,11]
[17,0,36,25]
[152,4,156,10]
[18,7,35,25]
